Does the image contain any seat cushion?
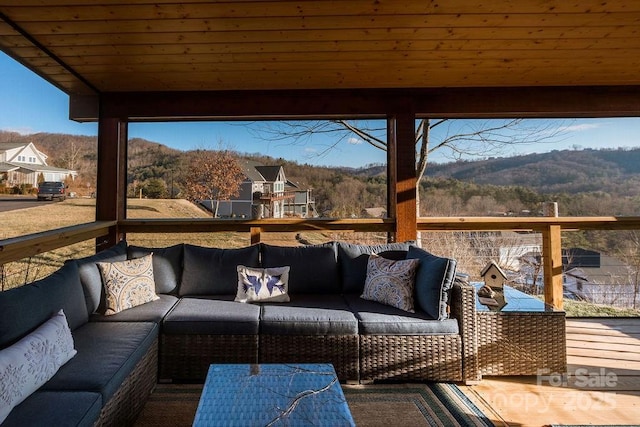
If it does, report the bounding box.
[75,240,128,314]
[261,243,340,294]
[0,261,88,347]
[407,246,457,320]
[127,243,184,294]
[337,241,412,294]
[260,295,358,335]
[90,294,179,323]
[1,391,101,427]
[163,296,260,335]
[344,295,459,335]
[40,321,158,402]
[180,244,260,296]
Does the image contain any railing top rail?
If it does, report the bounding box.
[418,216,640,231]
[0,221,116,265]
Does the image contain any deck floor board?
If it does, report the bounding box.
[462,317,640,426]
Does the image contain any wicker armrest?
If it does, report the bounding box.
[450,281,480,382]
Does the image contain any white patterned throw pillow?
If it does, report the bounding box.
[361,254,420,312]
[97,254,159,315]
[0,310,77,424]
[235,266,290,303]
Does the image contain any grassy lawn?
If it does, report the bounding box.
[0,198,332,289]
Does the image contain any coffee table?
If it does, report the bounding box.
[193,363,356,426]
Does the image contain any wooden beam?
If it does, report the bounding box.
[93,86,640,123]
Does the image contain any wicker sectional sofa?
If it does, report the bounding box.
[0,239,478,426]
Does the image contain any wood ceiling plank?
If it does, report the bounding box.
[28,26,640,46]
[58,48,640,69]
[84,64,640,92]
[72,58,640,74]
[15,13,640,35]
[42,37,640,58]
[2,0,639,15]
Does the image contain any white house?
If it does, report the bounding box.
[0,142,77,187]
[205,160,315,219]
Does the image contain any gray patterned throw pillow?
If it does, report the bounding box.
[361,255,419,312]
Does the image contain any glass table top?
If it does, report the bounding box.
[473,283,559,312]
[193,363,355,427]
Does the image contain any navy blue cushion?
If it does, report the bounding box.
[163,296,260,335]
[127,243,183,294]
[260,295,358,335]
[2,391,101,427]
[180,244,260,296]
[261,243,339,294]
[41,321,158,402]
[90,294,179,323]
[344,295,459,335]
[75,240,127,314]
[337,241,412,294]
[0,261,88,348]
[406,246,457,320]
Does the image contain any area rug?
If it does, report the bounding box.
[134,382,495,427]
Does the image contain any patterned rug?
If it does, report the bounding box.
[134,382,494,426]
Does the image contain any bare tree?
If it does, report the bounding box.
[255,118,567,217]
[184,150,245,218]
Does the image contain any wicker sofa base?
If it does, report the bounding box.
[95,337,158,427]
[259,335,359,382]
[359,335,463,382]
[160,334,259,382]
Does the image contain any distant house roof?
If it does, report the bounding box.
[255,165,283,182]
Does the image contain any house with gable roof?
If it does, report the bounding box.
[204,160,315,219]
[0,142,77,188]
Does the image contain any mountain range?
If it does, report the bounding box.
[2,130,640,198]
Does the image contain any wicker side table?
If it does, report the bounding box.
[476,285,567,377]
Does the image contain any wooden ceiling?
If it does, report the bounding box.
[1,0,640,97]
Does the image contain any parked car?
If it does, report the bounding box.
[37,181,67,201]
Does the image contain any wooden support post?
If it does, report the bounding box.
[96,116,128,250]
[250,227,262,245]
[386,118,397,243]
[388,111,417,243]
[542,224,563,309]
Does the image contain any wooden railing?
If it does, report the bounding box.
[3,216,640,309]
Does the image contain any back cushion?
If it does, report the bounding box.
[261,243,339,294]
[127,244,183,294]
[0,261,87,348]
[337,241,412,294]
[180,244,260,296]
[75,240,127,314]
[407,246,457,320]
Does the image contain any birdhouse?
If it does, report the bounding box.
[480,261,507,289]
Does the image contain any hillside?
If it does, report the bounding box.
[3,130,640,216]
[425,148,640,197]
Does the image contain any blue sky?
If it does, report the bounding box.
[1,52,639,168]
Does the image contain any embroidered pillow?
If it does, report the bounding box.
[361,255,419,312]
[0,310,76,424]
[235,266,290,303]
[97,254,159,315]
